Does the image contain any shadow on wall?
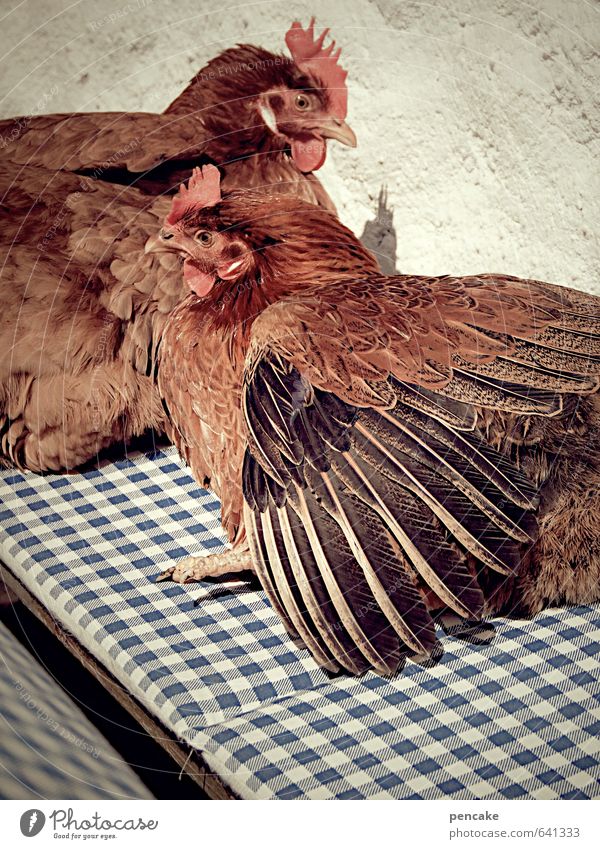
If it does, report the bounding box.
[359,185,398,275]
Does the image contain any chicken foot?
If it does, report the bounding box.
[156,546,254,584]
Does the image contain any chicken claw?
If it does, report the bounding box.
[156,548,254,584]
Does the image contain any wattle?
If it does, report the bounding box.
[183,260,215,297]
[291,135,327,172]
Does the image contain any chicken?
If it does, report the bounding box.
[0,19,355,209]
[0,20,356,472]
[154,166,600,676]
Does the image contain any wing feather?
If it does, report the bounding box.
[239,272,600,671]
[260,503,340,672]
[333,450,484,619]
[272,502,372,674]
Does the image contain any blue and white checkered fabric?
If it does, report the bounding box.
[0,620,153,799]
[1,448,599,799]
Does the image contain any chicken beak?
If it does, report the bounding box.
[317,117,357,148]
[144,233,174,254]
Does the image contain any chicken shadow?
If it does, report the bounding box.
[434,610,497,647]
[359,185,398,275]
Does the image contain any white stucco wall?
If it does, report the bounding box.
[0,0,598,288]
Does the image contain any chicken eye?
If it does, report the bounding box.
[294,93,311,111]
[194,230,214,247]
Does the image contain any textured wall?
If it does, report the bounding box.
[1,0,598,288]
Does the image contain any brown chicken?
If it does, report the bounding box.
[0,19,355,209]
[0,21,355,472]
[154,166,600,676]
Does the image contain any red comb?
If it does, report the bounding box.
[166,164,222,226]
[285,17,348,120]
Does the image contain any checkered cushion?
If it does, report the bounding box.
[195,610,600,799]
[0,620,153,799]
[1,448,599,799]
